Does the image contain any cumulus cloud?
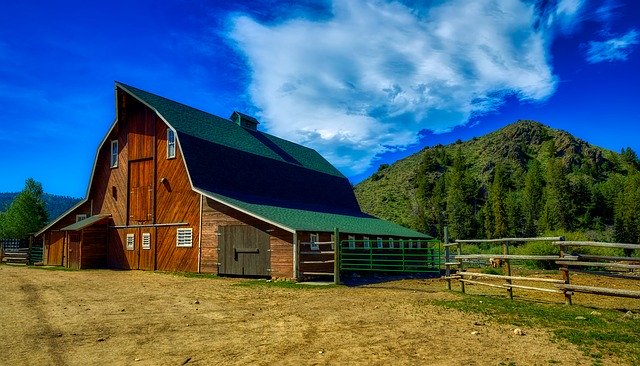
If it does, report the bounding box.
[586,29,639,63]
[228,0,561,176]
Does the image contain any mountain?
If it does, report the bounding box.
[0,192,81,223]
[354,120,640,240]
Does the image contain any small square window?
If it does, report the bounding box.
[363,236,370,249]
[176,228,193,247]
[348,235,355,249]
[376,237,383,249]
[76,214,87,223]
[167,129,176,159]
[126,233,134,250]
[389,238,394,249]
[142,233,151,250]
[110,140,118,168]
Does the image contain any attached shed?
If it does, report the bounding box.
[60,214,110,270]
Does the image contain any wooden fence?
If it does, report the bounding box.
[443,234,640,304]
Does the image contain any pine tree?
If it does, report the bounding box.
[445,148,473,240]
[614,172,640,243]
[522,160,544,236]
[488,164,508,238]
[0,178,49,239]
[539,158,572,232]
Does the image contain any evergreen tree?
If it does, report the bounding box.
[445,148,473,240]
[488,164,508,238]
[614,172,640,243]
[539,158,572,232]
[522,160,544,236]
[0,178,49,239]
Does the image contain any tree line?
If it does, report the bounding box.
[416,143,640,243]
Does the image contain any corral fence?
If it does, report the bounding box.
[298,229,441,283]
[1,238,43,265]
[443,231,640,304]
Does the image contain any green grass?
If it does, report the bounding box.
[25,265,79,272]
[430,294,640,364]
[234,279,339,290]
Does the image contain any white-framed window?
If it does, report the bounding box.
[399,239,404,248]
[176,228,193,247]
[310,233,319,251]
[142,233,151,250]
[110,140,118,168]
[377,237,383,249]
[417,240,422,249]
[389,238,394,249]
[348,235,355,249]
[75,214,87,223]
[126,233,134,250]
[167,129,176,159]
[408,240,414,249]
[364,236,370,249]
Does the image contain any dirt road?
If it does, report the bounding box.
[0,265,620,365]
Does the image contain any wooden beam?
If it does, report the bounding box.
[502,283,564,294]
[456,237,563,243]
[459,279,506,289]
[554,241,640,250]
[555,261,640,269]
[457,272,565,283]
[577,254,640,262]
[555,284,640,299]
[454,254,573,261]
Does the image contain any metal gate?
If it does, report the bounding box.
[339,239,441,273]
[218,225,270,276]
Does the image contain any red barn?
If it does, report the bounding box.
[36,82,430,279]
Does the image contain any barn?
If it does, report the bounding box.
[35,82,430,279]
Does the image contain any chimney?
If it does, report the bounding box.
[230,111,259,131]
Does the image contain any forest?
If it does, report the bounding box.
[355,120,640,244]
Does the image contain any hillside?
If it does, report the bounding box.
[0,192,81,222]
[355,120,640,241]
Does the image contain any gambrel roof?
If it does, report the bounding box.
[38,83,431,239]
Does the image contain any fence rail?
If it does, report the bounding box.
[444,236,640,304]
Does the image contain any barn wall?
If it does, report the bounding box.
[80,225,108,269]
[154,120,200,272]
[40,201,92,266]
[200,197,294,278]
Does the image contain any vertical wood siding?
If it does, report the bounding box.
[200,197,294,278]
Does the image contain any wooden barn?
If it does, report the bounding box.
[35,82,430,279]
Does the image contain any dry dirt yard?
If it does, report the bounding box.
[0,264,636,366]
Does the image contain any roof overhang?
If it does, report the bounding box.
[61,214,111,231]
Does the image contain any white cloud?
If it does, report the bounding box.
[229,0,559,176]
[586,29,639,63]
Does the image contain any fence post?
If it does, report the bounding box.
[333,228,341,285]
[503,241,513,300]
[457,240,465,294]
[444,227,451,290]
[558,239,572,305]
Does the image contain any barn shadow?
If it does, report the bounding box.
[339,271,443,287]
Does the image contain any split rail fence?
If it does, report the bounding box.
[443,233,640,304]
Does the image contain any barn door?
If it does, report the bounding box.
[129,159,153,224]
[67,232,82,270]
[137,228,155,271]
[218,225,270,276]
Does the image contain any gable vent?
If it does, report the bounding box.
[230,111,260,131]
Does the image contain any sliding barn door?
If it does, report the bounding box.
[218,225,270,276]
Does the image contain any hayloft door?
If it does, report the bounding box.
[129,159,153,225]
[218,225,270,276]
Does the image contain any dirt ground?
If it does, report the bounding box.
[0,265,637,366]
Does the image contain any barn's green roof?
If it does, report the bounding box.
[199,189,431,238]
[116,82,430,239]
[116,82,344,178]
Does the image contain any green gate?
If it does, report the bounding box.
[339,239,441,273]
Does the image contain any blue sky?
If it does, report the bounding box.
[1,0,638,197]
